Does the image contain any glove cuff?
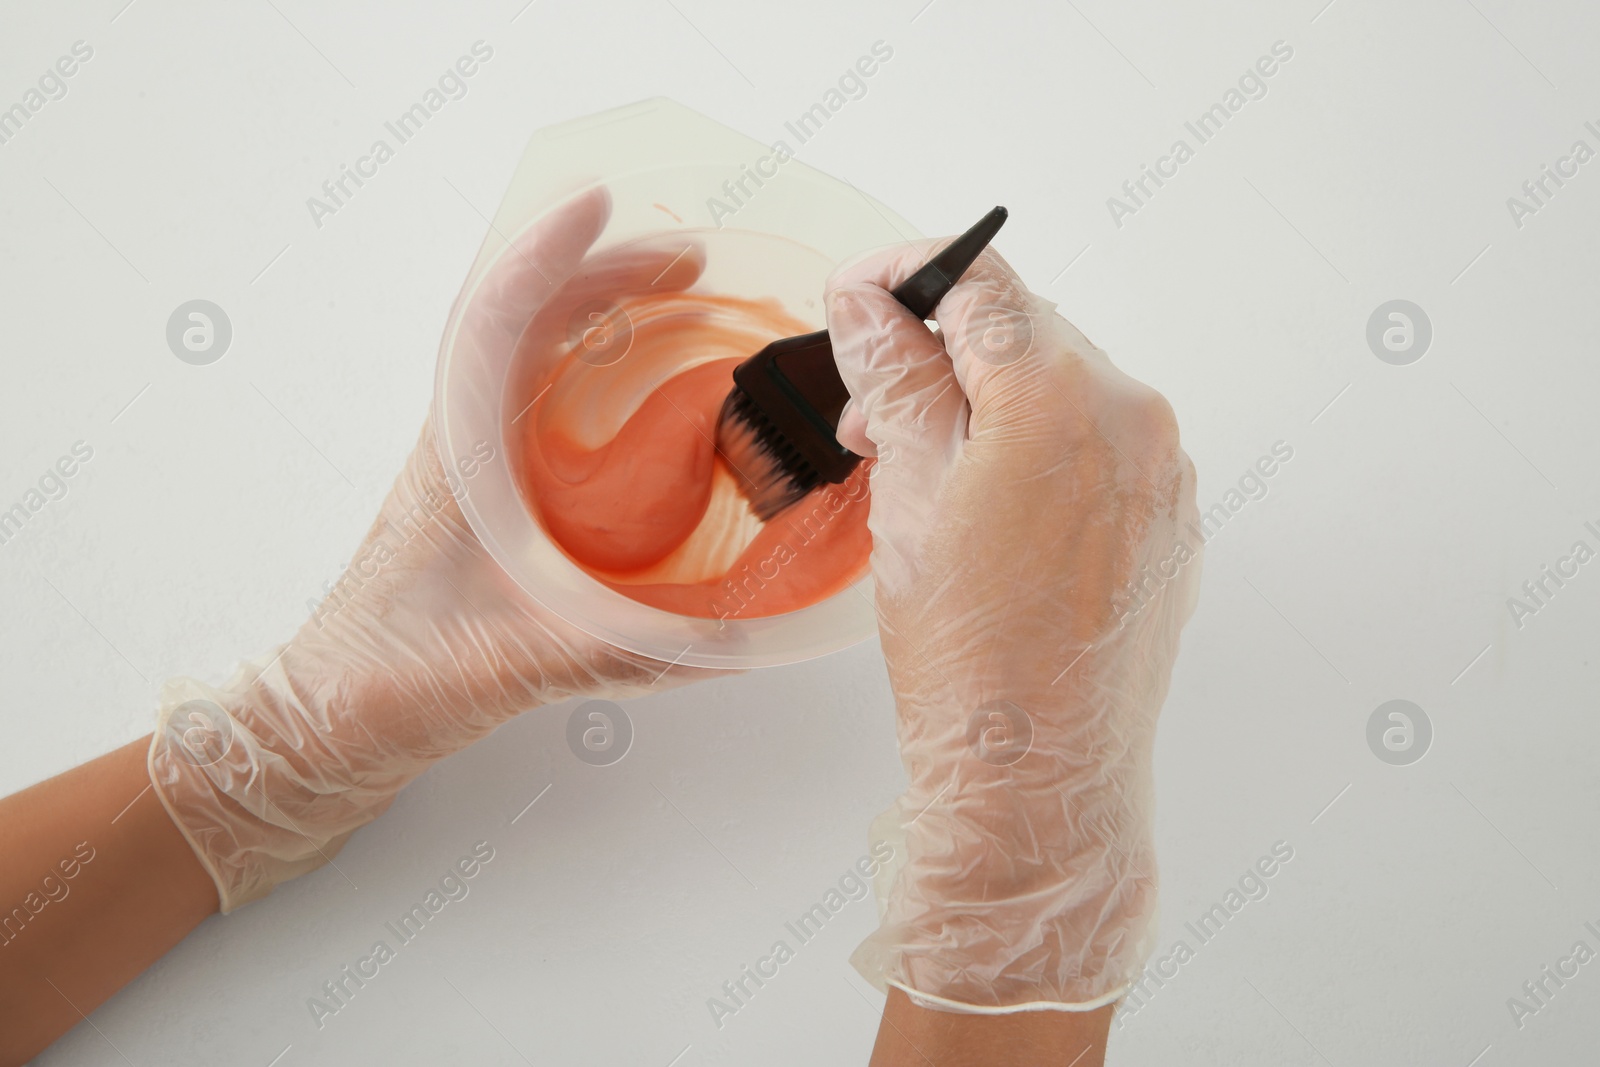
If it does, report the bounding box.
[146,649,397,912]
[848,789,1159,1012]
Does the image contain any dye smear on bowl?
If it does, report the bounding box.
[517,286,871,623]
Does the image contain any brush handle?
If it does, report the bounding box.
[730,207,1010,491]
[889,206,1009,320]
[776,205,1009,443]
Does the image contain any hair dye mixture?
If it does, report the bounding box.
[517,287,871,621]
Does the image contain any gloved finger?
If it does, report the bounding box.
[835,397,874,457]
[328,419,731,715]
[824,281,967,559]
[824,281,962,465]
[829,238,1071,437]
[826,235,944,292]
[520,235,707,359]
[926,248,1052,412]
[568,232,708,302]
[457,185,613,357]
[1172,450,1203,625]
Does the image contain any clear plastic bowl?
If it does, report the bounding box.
[434,99,921,669]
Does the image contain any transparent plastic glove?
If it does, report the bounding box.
[149,189,711,912]
[830,240,1201,1012]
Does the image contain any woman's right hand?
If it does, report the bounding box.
[826,241,1201,1012]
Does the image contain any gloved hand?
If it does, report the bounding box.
[149,189,712,912]
[829,240,1201,1012]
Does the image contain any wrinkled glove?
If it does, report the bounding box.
[831,240,1201,1012]
[149,189,711,912]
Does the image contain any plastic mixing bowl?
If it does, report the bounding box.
[434,99,921,669]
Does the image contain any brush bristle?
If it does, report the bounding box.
[715,389,822,521]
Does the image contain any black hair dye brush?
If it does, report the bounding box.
[715,205,1008,520]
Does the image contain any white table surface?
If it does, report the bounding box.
[2,0,1597,1063]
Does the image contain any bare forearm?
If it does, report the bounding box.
[0,737,218,1066]
[869,988,1111,1067]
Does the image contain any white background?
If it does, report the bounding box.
[3,0,1598,1064]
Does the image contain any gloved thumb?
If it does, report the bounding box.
[825,281,968,544]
